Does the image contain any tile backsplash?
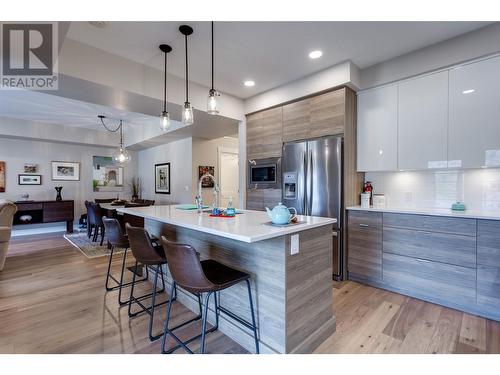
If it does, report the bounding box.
[365,168,500,211]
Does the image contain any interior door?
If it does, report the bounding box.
[218,148,239,208]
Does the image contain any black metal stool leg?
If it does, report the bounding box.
[127,261,139,317]
[117,248,128,305]
[200,291,213,354]
[148,265,160,341]
[246,279,259,354]
[105,245,115,291]
[161,282,177,353]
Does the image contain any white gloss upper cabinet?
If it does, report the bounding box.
[449,56,500,168]
[357,84,398,171]
[398,71,449,170]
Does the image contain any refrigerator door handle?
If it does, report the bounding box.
[303,150,308,214]
[308,149,313,215]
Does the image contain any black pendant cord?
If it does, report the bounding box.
[185,34,189,103]
[99,115,121,133]
[163,51,167,112]
[119,120,123,147]
[211,21,214,90]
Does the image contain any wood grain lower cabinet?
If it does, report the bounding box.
[383,226,476,268]
[246,189,281,211]
[347,211,382,281]
[477,219,500,267]
[477,265,500,313]
[383,253,477,307]
[383,212,476,236]
[347,209,500,322]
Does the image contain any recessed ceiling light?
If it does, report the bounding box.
[244,80,255,87]
[308,50,323,59]
[462,89,475,94]
[88,21,108,28]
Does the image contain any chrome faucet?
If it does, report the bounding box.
[196,173,220,213]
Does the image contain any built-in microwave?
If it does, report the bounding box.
[248,157,281,189]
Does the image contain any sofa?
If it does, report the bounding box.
[0,200,17,271]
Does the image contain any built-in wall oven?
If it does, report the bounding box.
[248,157,281,189]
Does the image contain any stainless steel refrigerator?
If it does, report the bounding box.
[282,135,343,278]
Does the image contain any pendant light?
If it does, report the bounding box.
[98,115,131,165]
[207,21,220,115]
[179,25,194,125]
[159,44,172,131]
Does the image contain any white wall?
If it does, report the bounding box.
[360,23,500,90]
[244,61,359,114]
[365,169,500,211]
[0,137,138,232]
[137,138,193,205]
[192,136,239,206]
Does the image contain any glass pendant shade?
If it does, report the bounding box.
[113,146,131,165]
[182,102,194,125]
[160,111,170,131]
[207,89,219,115]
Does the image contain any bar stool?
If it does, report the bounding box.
[126,223,177,341]
[102,217,149,305]
[160,236,259,354]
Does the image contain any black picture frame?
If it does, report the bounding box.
[18,174,42,185]
[155,162,171,194]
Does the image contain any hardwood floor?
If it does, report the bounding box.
[1,233,499,354]
[315,280,500,353]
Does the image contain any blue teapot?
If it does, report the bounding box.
[265,203,297,225]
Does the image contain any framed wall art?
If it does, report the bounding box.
[198,165,215,188]
[18,174,42,185]
[155,163,170,194]
[51,161,80,181]
[92,156,123,192]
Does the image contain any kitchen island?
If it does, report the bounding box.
[117,205,336,354]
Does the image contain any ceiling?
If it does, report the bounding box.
[66,21,493,99]
[0,90,158,131]
[0,90,239,148]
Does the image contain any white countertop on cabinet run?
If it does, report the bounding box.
[117,205,336,243]
[346,205,500,221]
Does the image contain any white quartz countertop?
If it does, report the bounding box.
[346,205,500,221]
[117,205,336,243]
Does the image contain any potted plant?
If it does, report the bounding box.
[129,177,141,200]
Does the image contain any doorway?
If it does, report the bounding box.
[217,147,239,208]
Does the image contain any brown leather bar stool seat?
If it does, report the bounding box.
[126,223,177,342]
[103,217,149,305]
[160,237,259,354]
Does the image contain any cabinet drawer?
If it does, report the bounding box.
[348,211,382,280]
[383,253,476,306]
[477,220,500,267]
[383,226,476,268]
[477,265,500,311]
[383,213,476,236]
[43,201,74,222]
[348,210,382,228]
[16,203,43,211]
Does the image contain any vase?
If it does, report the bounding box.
[55,186,63,201]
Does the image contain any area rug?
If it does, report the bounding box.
[64,231,124,259]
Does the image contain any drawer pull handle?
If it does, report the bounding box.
[359,223,369,227]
